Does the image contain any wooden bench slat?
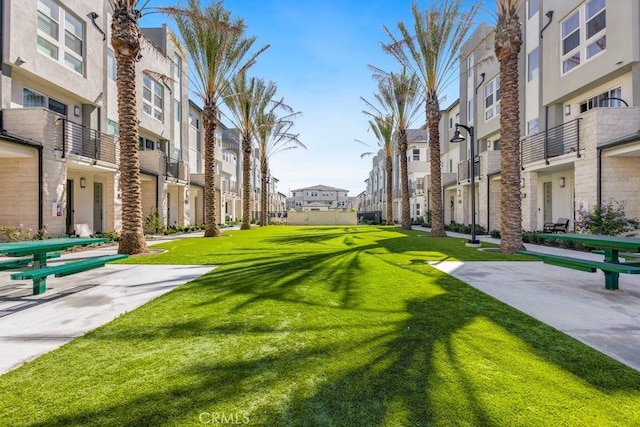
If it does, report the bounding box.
[10,254,129,280]
[518,251,640,274]
[0,252,61,270]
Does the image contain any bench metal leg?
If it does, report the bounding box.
[604,249,620,290]
[33,277,46,295]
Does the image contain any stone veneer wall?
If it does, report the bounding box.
[576,108,640,221]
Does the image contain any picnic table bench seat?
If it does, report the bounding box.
[518,250,640,275]
[0,252,61,270]
[11,254,129,280]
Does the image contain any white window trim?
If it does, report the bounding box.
[527,47,539,82]
[579,86,622,112]
[561,0,606,75]
[142,74,164,122]
[37,0,85,75]
[484,75,501,122]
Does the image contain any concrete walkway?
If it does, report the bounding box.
[0,234,214,374]
[427,229,640,372]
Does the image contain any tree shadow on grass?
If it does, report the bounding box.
[8,228,640,426]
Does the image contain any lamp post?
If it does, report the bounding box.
[450,124,480,246]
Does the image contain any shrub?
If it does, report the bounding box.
[144,208,164,234]
[0,223,46,242]
[574,199,638,236]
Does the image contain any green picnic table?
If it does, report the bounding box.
[532,233,640,290]
[0,237,121,295]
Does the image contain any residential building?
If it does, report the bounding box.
[0,0,261,238]
[1,0,117,237]
[288,185,350,211]
[361,0,640,235]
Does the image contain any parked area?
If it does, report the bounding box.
[1,226,640,426]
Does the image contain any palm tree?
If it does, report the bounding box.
[357,114,395,225]
[223,73,274,230]
[495,0,523,253]
[169,0,268,237]
[108,0,147,255]
[384,0,478,237]
[255,102,304,226]
[363,68,423,230]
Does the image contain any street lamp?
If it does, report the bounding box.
[450,124,480,246]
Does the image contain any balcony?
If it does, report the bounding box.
[221,180,239,194]
[520,119,581,167]
[457,157,480,183]
[165,156,188,182]
[61,119,118,165]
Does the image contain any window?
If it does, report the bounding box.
[37,0,85,74]
[449,118,453,129]
[579,86,622,112]
[23,87,67,115]
[484,76,501,121]
[467,99,474,122]
[188,113,200,129]
[139,137,157,151]
[412,149,420,161]
[528,47,539,81]
[562,0,606,74]
[527,118,539,135]
[143,74,164,121]
[528,0,539,19]
[493,139,501,151]
[416,203,421,216]
[106,119,119,135]
[107,50,116,81]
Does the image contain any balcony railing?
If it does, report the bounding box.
[520,118,581,166]
[165,156,188,181]
[221,180,239,194]
[457,158,480,183]
[61,119,117,164]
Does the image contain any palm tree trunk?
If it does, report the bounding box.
[427,97,446,237]
[399,129,411,229]
[385,155,394,225]
[112,5,147,255]
[241,138,252,230]
[496,4,523,253]
[260,159,268,226]
[203,104,221,237]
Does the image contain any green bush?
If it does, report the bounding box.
[575,199,638,236]
[144,208,164,234]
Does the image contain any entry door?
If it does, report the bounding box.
[543,182,553,223]
[93,182,103,233]
[66,179,74,235]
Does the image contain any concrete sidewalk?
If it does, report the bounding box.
[0,235,214,374]
[427,229,640,372]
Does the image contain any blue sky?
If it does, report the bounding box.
[143,0,494,196]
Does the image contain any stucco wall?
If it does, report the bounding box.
[288,211,357,226]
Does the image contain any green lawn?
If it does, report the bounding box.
[1,226,639,426]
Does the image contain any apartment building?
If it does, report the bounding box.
[0,0,252,237]
[288,185,350,211]
[362,0,640,234]
[459,0,640,233]
[361,128,431,224]
[1,0,117,237]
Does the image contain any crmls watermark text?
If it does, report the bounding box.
[199,411,250,424]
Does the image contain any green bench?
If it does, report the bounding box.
[518,250,640,289]
[11,254,129,294]
[0,252,61,270]
[591,249,640,259]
